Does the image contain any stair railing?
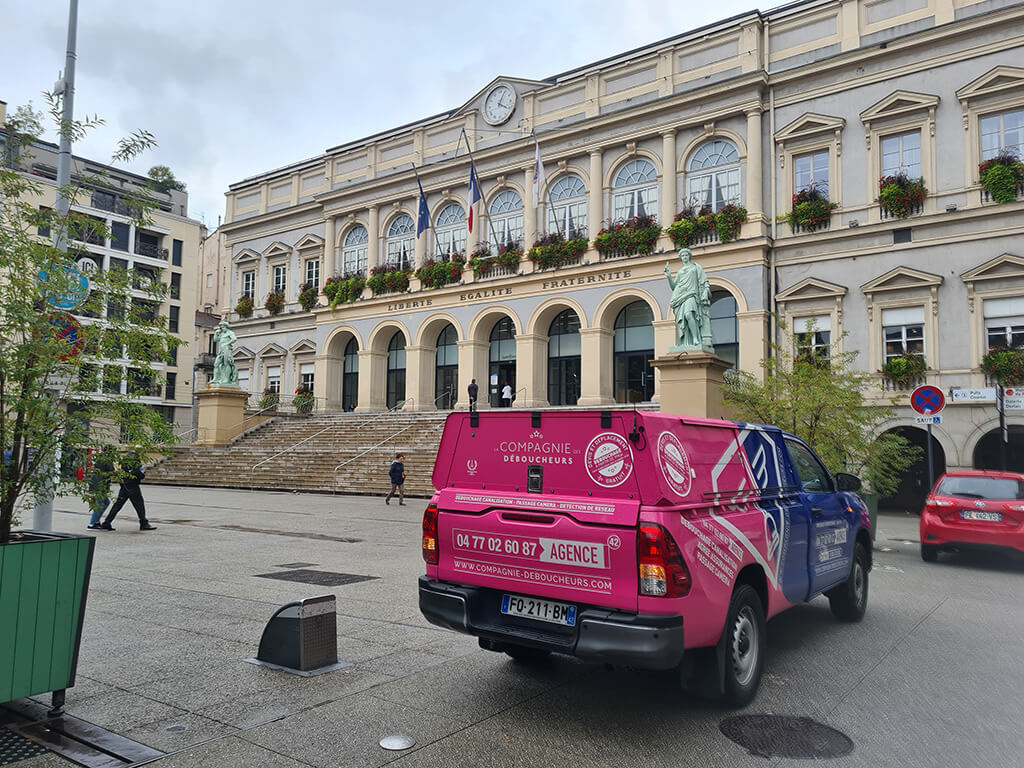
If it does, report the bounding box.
[251,398,413,484]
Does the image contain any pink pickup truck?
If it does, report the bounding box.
[419,409,871,706]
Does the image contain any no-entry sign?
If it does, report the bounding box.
[910,385,945,416]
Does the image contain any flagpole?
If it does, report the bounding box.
[459,130,501,254]
[411,162,444,264]
[533,131,561,239]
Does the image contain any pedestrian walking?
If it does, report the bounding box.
[467,379,479,412]
[101,451,157,531]
[86,446,117,530]
[384,452,405,505]
[501,382,513,408]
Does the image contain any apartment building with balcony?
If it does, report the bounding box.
[215,0,1024,510]
[0,103,201,432]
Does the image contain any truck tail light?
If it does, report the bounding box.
[422,502,439,565]
[637,523,691,597]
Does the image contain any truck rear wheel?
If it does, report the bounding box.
[828,542,869,622]
[722,584,766,708]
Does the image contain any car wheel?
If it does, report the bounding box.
[722,584,766,708]
[920,544,938,563]
[504,644,550,664]
[829,542,869,622]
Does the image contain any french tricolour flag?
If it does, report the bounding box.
[467,160,481,233]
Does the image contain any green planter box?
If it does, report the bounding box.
[0,531,95,704]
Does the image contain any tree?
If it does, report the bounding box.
[1,101,178,543]
[722,320,920,497]
[147,164,185,193]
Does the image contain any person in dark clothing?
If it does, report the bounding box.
[385,453,405,505]
[101,452,156,531]
[467,379,479,412]
[87,446,117,529]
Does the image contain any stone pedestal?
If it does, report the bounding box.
[649,351,732,419]
[196,386,250,446]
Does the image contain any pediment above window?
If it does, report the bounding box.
[258,343,287,358]
[776,277,848,303]
[262,241,292,259]
[861,266,943,294]
[295,234,324,252]
[860,90,940,126]
[290,339,317,355]
[233,345,255,361]
[962,253,1024,284]
[233,248,260,264]
[775,113,845,144]
[957,66,1024,105]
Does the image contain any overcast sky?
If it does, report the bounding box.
[3,0,759,229]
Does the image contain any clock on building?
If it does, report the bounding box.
[483,83,517,126]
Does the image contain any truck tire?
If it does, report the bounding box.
[722,585,766,708]
[828,542,869,622]
[504,644,551,664]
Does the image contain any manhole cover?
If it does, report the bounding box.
[0,728,49,766]
[254,569,377,587]
[719,714,853,759]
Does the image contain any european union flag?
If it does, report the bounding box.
[416,177,430,238]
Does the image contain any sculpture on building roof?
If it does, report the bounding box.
[211,320,239,387]
[665,247,713,352]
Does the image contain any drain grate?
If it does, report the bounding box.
[255,569,377,587]
[0,727,48,766]
[719,714,854,759]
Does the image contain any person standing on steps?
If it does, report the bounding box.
[101,450,157,531]
[385,453,406,505]
[467,379,479,412]
[86,446,117,530]
[501,382,513,408]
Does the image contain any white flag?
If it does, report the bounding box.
[531,140,546,209]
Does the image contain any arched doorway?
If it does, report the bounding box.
[973,426,1024,472]
[878,426,946,513]
[434,324,458,410]
[613,301,655,403]
[548,309,581,406]
[386,332,406,409]
[342,338,359,411]
[710,289,738,368]
[489,317,516,407]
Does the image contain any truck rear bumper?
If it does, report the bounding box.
[418,576,684,670]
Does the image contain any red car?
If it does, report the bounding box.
[920,470,1024,562]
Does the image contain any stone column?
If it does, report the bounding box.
[523,166,537,248]
[589,149,603,243]
[357,350,386,411]
[737,309,769,382]
[315,352,341,411]
[405,344,434,411]
[746,108,763,221]
[455,339,489,410]
[651,318,677,405]
[661,130,677,228]
[367,205,380,273]
[323,216,335,279]
[514,333,548,408]
[577,327,614,405]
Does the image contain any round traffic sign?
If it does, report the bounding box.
[48,313,84,360]
[910,385,945,415]
[38,265,90,310]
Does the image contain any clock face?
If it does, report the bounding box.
[483,84,516,126]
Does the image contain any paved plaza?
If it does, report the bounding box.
[7,485,1024,767]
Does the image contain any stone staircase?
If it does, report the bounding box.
[146,411,449,498]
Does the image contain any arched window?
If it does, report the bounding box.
[435,324,458,410]
[488,190,523,249]
[386,332,406,409]
[686,139,741,212]
[613,301,655,403]
[489,317,517,407]
[547,174,587,239]
[547,309,581,406]
[386,215,415,270]
[341,226,368,275]
[342,338,359,411]
[612,158,658,222]
[709,290,738,369]
[434,203,466,259]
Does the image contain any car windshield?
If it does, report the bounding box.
[935,475,1024,500]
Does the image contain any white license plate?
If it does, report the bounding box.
[961,510,1002,522]
[500,594,577,626]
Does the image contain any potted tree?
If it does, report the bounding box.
[2,102,178,711]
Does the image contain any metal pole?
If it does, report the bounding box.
[999,385,1008,471]
[926,421,935,493]
[35,0,78,532]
